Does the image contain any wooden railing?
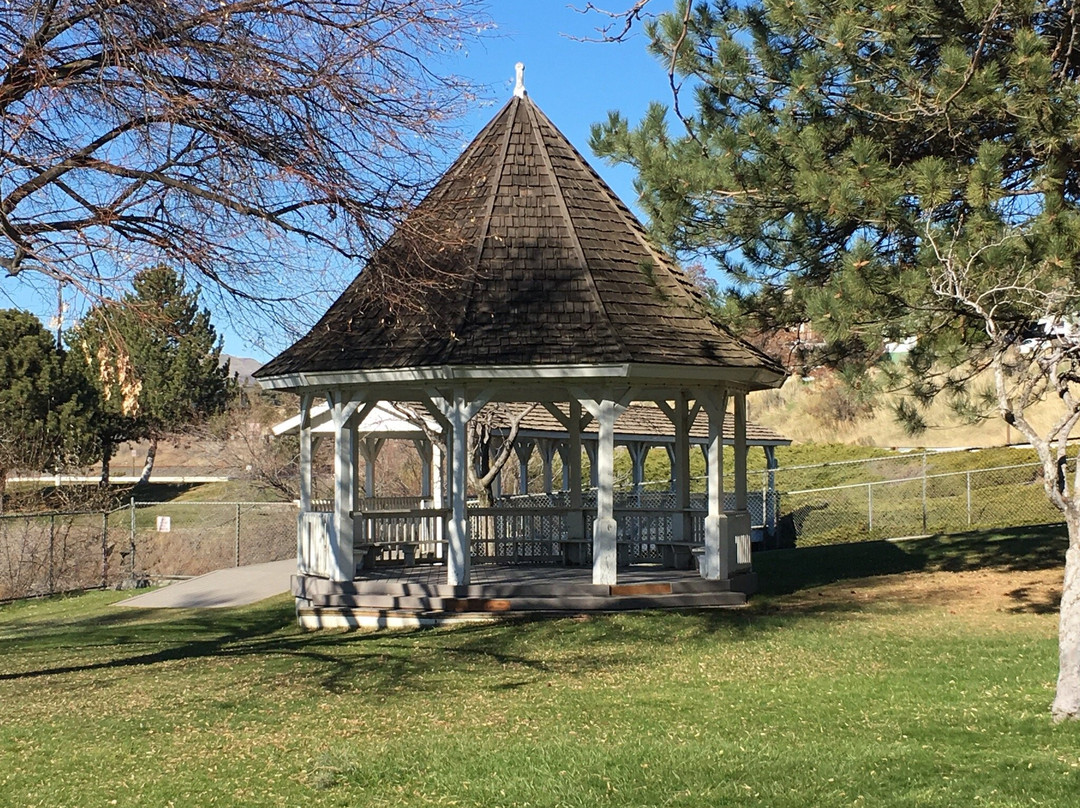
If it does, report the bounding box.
[304,495,756,573]
[355,504,443,564]
[298,511,334,577]
[468,506,567,563]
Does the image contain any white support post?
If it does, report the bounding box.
[360,438,385,501]
[584,441,599,489]
[538,439,557,495]
[659,395,692,542]
[734,391,748,512]
[427,387,490,587]
[700,390,729,580]
[627,442,649,506]
[432,441,445,555]
[412,439,435,548]
[514,439,534,495]
[297,393,315,576]
[298,393,313,513]
[447,398,470,586]
[414,439,433,500]
[657,395,693,543]
[580,399,619,585]
[567,401,585,541]
[326,392,374,582]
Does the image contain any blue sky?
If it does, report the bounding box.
[454,2,675,214]
[4,2,678,362]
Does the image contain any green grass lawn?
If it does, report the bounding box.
[2,528,1078,807]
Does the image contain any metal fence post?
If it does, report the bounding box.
[48,513,55,595]
[921,453,928,534]
[235,503,241,567]
[966,470,972,528]
[767,465,778,537]
[867,483,873,533]
[129,497,136,581]
[101,510,109,589]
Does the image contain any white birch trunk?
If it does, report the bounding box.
[1052,521,1080,721]
[137,439,158,485]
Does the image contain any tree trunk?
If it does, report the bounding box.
[137,438,158,486]
[1053,513,1080,721]
[98,440,112,487]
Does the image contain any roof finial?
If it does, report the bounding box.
[513,62,526,99]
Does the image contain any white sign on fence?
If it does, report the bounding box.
[156,516,171,533]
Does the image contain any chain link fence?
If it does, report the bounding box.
[624,450,1066,549]
[0,451,1071,600]
[1,501,296,601]
[777,458,1065,548]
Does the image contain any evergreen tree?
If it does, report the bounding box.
[0,310,98,493]
[70,266,234,484]
[593,0,1080,719]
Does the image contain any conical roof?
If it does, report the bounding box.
[256,93,784,388]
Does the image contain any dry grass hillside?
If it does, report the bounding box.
[750,370,1067,449]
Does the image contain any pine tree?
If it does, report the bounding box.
[593,0,1080,720]
[0,310,98,494]
[70,266,235,484]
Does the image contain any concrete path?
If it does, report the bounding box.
[117,559,295,609]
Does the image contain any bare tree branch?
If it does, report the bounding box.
[0,0,490,340]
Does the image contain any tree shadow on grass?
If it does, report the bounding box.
[753,524,1067,599]
[0,596,600,696]
[923,525,1066,573]
[1005,584,1062,615]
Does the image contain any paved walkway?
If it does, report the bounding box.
[115,561,705,609]
[117,559,295,609]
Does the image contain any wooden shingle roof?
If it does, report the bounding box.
[255,94,785,387]
[507,403,791,446]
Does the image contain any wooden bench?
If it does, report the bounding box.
[557,540,636,567]
[556,539,591,566]
[653,541,705,570]
[357,540,430,568]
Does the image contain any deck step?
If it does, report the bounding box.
[305,590,746,612]
[292,570,753,626]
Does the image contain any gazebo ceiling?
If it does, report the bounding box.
[255,89,785,393]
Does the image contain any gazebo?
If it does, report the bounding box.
[272,400,792,544]
[254,68,787,625]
